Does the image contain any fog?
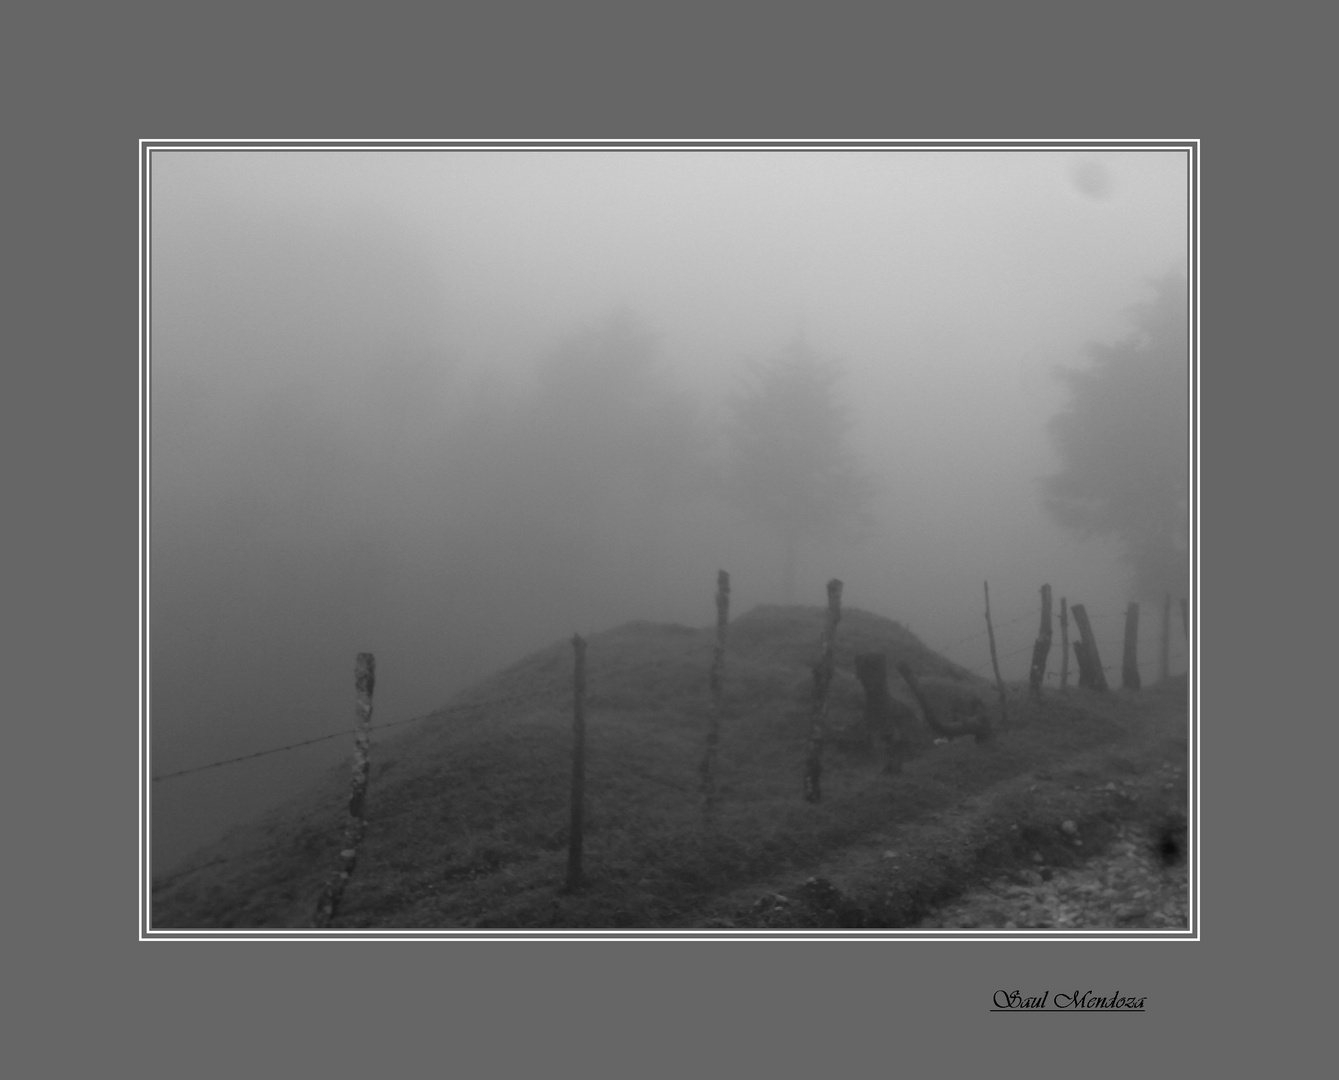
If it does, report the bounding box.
[149,148,1189,872]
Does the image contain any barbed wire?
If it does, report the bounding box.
[150,599,1187,784]
[151,729,368,783]
[148,682,577,896]
[934,604,1152,656]
[936,628,989,652]
[150,684,566,784]
[966,646,1188,678]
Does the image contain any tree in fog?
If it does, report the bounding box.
[466,309,708,607]
[1041,273,1189,600]
[723,334,875,601]
[529,309,706,510]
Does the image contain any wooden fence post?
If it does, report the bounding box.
[313,652,376,928]
[1059,597,1070,692]
[1122,601,1141,690]
[566,634,587,892]
[1028,583,1053,698]
[983,581,1010,727]
[803,579,842,803]
[700,570,731,808]
[1070,604,1108,690]
[1160,592,1171,683]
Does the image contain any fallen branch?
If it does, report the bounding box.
[895,662,993,744]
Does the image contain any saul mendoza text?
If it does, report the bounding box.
[993,990,1146,1010]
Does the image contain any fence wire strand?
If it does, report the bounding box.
[150,684,565,783]
[152,602,1186,783]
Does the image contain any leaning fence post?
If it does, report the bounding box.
[803,579,842,803]
[566,634,587,892]
[1028,583,1053,699]
[700,570,731,809]
[983,581,1010,727]
[1070,604,1108,691]
[1122,602,1141,690]
[313,652,376,928]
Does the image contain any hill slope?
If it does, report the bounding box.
[151,605,1188,930]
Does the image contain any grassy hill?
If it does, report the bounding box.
[151,604,1189,930]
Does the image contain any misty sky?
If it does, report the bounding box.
[149,146,1190,870]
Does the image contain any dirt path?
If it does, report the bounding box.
[915,820,1189,929]
[699,704,1189,931]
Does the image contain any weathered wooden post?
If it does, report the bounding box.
[1070,604,1108,691]
[700,570,731,808]
[983,581,1010,727]
[1073,641,1088,686]
[1028,583,1053,699]
[803,578,842,803]
[313,652,376,928]
[1059,597,1070,692]
[1122,601,1141,690]
[566,634,587,892]
[1159,592,1171,683]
